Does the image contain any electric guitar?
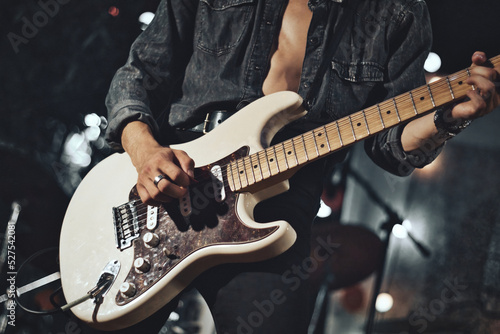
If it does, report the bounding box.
[59,55,499,330]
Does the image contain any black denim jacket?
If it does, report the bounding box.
[105,0,438,175]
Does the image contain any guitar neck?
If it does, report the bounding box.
[227,55,500,192]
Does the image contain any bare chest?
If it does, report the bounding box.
[262,0,313,95]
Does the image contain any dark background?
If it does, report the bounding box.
[1,0,500,333]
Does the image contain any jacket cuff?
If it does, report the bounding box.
[105,100,160,151]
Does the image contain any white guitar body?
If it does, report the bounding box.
[59,92,306,330]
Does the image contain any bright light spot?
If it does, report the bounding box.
[375,293,393,313]
[84,113,101,127]
[139,12,155,30]
[167,312,180,321]
[108,6,120,17]
[424,52,441,73]
[70,151,92,168]
[317,200,332,218]
[402,219,413,231]
[392,224,408,239]
[64,133,86,154]
[85,126,101,142]
[428,76,442,83]
[63,132,92,167]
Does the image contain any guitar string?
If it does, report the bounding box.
[117,69,474,219]
[116,67,485,232]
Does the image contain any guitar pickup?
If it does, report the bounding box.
[179,189,192,217]
[210,165,226,203]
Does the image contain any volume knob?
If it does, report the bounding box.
[119,282,136,297]
[143,232,160,248]
[134,257,151,273]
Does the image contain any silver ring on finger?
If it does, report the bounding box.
[153,174,167,188]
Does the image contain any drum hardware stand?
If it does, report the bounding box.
[344,168,431,334]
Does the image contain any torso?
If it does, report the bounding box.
[262,0,313,95]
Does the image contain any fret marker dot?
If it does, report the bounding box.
[459,81,463,85]
[239,171,244,174]
[420,97,425,101]
[320,144,325,148]
[357,122,361,127]
[254,165,258,169]
[270,158,274,162]
[317,133,322,137]
[386,110,391,114]
[288,151,292,155]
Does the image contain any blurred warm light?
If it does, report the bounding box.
[424,52,442,73]
[428,75,443,83]
[375,293,394,313]
[317,199,332,218]
[414,153,445,179]
[108,6,120,17]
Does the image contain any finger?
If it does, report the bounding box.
[469,65,498,83]
[137,183,167,206]
[155,176,188,198]
[173,149,195,179]
[451,90,488,119]
[471,51,488,66]
[466,74,495,100]
[139,173,179,202]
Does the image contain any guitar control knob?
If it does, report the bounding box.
[134,257,151,273]
[119,282,136,298]
[143,232,160,248]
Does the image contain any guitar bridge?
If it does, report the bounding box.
[113,202,140,250]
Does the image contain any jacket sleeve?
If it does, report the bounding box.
[364,0,440,176]
[105,0,198,151]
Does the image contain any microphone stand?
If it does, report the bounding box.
[344,167,431,334]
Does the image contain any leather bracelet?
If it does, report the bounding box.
[433,108,472,139]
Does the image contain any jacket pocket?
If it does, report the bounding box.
[197,0,255,56]
[326,59,385,119]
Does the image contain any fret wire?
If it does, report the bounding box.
[311,130,320,157]
[446,77,455,99]
[348,116,356,141]
[263,149,273,176]
[235,159,248,187]
[376,104,385,129]
[323,125,332,151]
[256,153,264,180]
[228,162,236,190]
[272,146,280,173]
[335,121,343,146]
[291,139,299,166]
[409,91,418,115]
[281,142,289,169]
[362,110,370,135]
[242,159,250,186]
[427,84,436,107]
[466,68,476,90]
[392,98,401,122]
[248,154,257,182]
[301,135,309,161]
